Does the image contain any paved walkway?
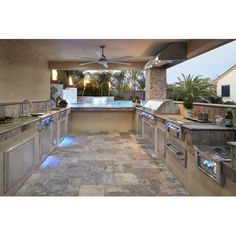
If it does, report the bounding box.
[16,131,189,196]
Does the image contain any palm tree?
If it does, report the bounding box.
[136,71,145,100]
[112,71,127,99]
[173,74,217,108]
[126,70,144,98]
[93,71,112,96]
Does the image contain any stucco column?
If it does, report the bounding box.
[145,68,167,101]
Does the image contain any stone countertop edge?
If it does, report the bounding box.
[0,107,70,136]
[71,107,135,111]
[150,114,236,131]
[181,124,236,131]
[0,117,40,135]
[135,107,144,111]
[227,141,236,147]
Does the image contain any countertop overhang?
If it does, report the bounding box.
[71,107,135,111]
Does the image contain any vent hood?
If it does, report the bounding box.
[144,42,187,69]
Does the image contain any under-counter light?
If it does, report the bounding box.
[52,70,58,81]
[58,136,75,147]
[39,156,60,169]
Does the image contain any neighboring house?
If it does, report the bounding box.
[213,64,236,102]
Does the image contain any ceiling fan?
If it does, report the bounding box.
[73,45,132,68]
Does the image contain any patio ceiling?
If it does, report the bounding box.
[16,39,233,70]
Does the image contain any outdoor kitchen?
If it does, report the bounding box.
[2,2,236,236]
[1,39,236,197]
[135,99,236,195]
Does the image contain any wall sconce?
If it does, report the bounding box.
[68,76,73,86]
[52,70,58,82]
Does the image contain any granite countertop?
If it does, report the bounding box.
[135,107,144,111]
[227,141,236,147]
[0,107,70,136]
[154,114,236,131]
[182,124,236,130]
[156,114,194,123]
[0,116,40,135]
[71,106,135,111]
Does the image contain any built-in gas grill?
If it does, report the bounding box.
[141,100,179,151]
[142,100,179,124]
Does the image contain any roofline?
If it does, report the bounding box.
[213,64,236,83]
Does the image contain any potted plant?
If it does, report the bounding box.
[183,94,193,118]
[170,74,218,119]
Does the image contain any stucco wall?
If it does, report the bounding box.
[0,40,50,103]
[70,109,135,132]
[216,68,236,102]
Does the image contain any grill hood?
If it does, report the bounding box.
[143,99,179,114]
[144,42,187,69]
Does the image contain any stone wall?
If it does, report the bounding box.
[145,68,166,101]
[176,101,236,127]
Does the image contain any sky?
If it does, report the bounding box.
[167,40,236,84]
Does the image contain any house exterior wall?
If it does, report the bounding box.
[0,40,50,103]
[216,67,236,102]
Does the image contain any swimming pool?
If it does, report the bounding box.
[69,100,143,108]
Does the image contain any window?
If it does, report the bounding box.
[221,85,230,97]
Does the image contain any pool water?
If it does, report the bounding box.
[69,100,143,108]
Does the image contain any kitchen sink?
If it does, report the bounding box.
[30,112,46,117]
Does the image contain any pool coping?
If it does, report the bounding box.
[70,107,136,111]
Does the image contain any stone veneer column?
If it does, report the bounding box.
[145,68,167,101]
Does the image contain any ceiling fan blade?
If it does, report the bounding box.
[79,61,98,66]
[106,56,132,61]
[96,50,102,58]
[107,61,131,65]
[71,56,97,60]
[103,63,108,68]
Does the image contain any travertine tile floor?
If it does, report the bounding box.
[16,131,189,196]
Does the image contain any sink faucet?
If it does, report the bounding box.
[21,99,32,116]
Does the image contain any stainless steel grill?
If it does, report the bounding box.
[141,100,179,151]
[142,100,179,125]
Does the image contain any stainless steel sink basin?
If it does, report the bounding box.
[30,112,46,117]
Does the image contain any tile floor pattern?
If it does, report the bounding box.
[16,131,189,196]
